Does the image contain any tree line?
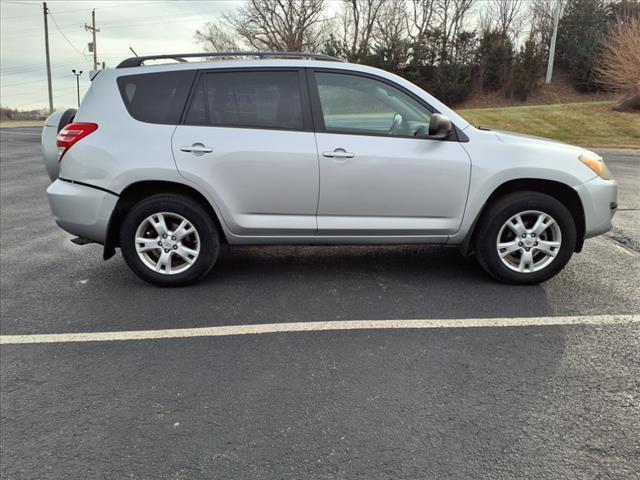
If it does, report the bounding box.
[195,0,640,109]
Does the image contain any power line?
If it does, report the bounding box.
[2,62,55,73]
[102,16,222,31]
[1,55,89,70]
[0,77,48,88]
[1,2,177,33]
[1,55,121,76]
[98,13,206,28]
[1,59,87,76]
[1,10,219,37]
[2,71,96,90]
[48,10,86,57]
[2,85,78,98]
[2,1,164,19]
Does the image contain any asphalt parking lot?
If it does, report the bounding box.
[1,126,639,479]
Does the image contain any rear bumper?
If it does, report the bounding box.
[574,176,618,239]
[47,179,118,243]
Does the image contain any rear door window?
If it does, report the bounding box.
[184,70,304,130]
[117,70,195,124]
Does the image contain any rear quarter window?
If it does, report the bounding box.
[117,70,195,124]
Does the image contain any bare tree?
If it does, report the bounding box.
[373,0,410,66]
[333,0,387,61]
[480,0,524,39]
[596,17,640,111]
[195,21,242,52]
[225,0,327,52]
[407,0,439,41]
[437,0,475,61]
[402,0,475,65]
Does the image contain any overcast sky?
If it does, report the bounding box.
[1,0,244,110]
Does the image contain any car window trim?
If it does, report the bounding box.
[179,67,313,133]
[306,68,466,142]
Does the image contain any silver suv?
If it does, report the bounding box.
[42,52,617,287]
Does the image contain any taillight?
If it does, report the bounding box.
[56,122,98,160]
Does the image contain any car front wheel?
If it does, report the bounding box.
[475,192,577,284]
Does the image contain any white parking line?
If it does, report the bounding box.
[1,314,638,345]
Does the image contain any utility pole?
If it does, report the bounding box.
[85,9,100,70]
[545,2,562,84]
[43,2,53,113]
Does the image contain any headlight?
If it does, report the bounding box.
[579,152,612,180]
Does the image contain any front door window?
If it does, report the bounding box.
[314,72,432,137]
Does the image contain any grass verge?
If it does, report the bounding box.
[458,101,640,148]
[0,120,44,128]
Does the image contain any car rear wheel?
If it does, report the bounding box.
[120,194,220,287]
[475,192,577,284]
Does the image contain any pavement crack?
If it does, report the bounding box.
[605,228,640,253]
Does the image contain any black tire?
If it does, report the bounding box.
[57,108,77,132]
[120,194,220,287]
[475,191,577,285]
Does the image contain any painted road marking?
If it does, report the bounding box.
[1,314,638,345]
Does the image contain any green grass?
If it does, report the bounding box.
[458,101,640,148]
[0,119,44,128]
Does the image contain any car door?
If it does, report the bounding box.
[309,69,471,236]
[172,68,319,236]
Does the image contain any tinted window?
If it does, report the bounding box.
[314,72,432,137]
[117,70,195,124]
[185,71,303,130]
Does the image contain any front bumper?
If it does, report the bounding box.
[47,179,118,244]
[574,176,618,239]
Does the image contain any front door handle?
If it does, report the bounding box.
[323,148,354,159]
[180,143,213,154]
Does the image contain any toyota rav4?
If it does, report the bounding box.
[42,52,618,287]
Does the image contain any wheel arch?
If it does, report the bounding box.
[460,178,586,256]
[103,180,227,260]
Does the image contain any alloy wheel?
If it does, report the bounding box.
[496,210,562,273]
[134,212,200,275]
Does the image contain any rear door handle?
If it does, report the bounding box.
[323,148,354,159]
[180,143,213,154]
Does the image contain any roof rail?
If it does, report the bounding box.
[116,51,343,68]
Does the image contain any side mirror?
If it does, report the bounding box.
[427,113,452,140]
